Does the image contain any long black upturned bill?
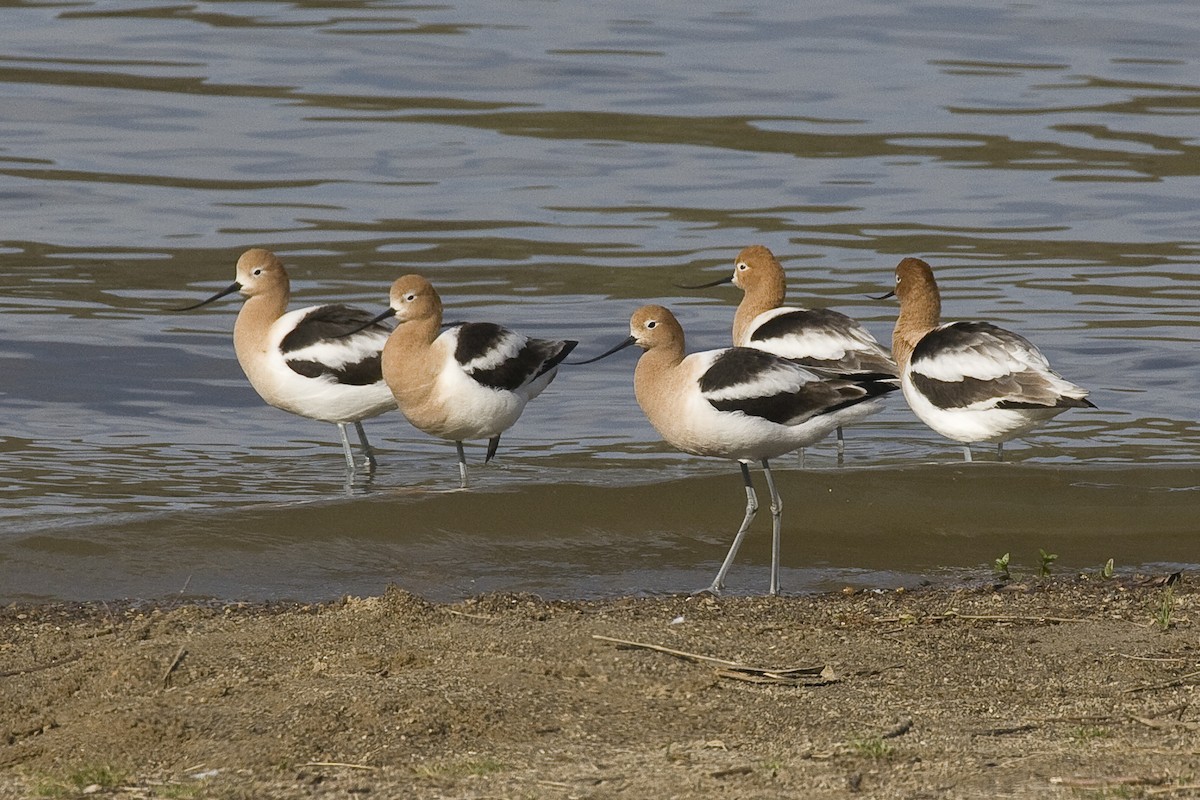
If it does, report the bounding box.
[338,307,396,338]
[565,335,637,365]
[175,281,242,311]
[673,274,733,289]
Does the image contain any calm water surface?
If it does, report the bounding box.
[1,1,1198,602]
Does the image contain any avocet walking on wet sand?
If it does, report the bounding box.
[178,248,397,472]
[682,245,898,455]
[885,256,1095,462]
[572,304,896,595]
[358,274,576,489]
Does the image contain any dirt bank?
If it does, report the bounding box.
[1,576,1196,798]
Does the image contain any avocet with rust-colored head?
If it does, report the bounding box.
[886,256,1094,462]
[682,245,897,456]
[179,248,397,472]
[360,274,576,489]
[573,304,896,595]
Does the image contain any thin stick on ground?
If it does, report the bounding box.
[592,634,834,685]
[592,634,748,668]
[1124,669,1200,695]
[0,652,83,678]
[1148,783,1200,796]
[162,646,187,689]
[1050,775,1168,789]
[874,611,1092,625]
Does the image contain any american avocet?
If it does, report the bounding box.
[573,305,897,595]
[178,248,397,472]
[885,257,1095,462]
[359,274,576,489]
[682,245,898,455]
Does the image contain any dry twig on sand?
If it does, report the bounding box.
[161,646,187,689]
[592,634,837,686]
[1125,669,1200,695]
[874,611,1091,625]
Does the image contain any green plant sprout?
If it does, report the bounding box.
[1038,549,1058,578]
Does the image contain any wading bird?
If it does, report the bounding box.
[357,274,576,488]
[178,248,397,473]
[573,304,896,594]
[680,245,897,456]
[884,256,1094,461]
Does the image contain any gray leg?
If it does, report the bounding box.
[456,441,469,489]
[336,423,356,472]
[996,441,1004,462]
[354,421,377,469]
[836,426,845,456]
[707,462,758,595]
[761,459,783,596]
[962,444,973,463]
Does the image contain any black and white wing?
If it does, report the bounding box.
[453,322,577,392]
[699,346,896,426]
[281,304,390,386]
[747,307,898,377]
[909,321,1093,411]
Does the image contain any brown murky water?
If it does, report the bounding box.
[0,2,1197,602]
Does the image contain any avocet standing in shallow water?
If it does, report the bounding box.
[682,245,898,456]
[885,256,1095,462]
[178,248,397,473]
[572,304,896,595]
[359,274,576,489]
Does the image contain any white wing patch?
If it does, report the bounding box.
[285,332,387,373]
[913,323,1048,383]
[456,328,527,373]
[699,352,816,404]
[748,307,893,367]
[755,328,856,362]
[275,306,388,380]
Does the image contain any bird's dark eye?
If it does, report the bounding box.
[406,294,416,302]
[736,262,748,271]
[253,268,262,276]
[646,320,657,329]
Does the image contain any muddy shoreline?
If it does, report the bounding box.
[2,577,1196,799]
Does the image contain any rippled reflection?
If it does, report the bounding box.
[0,0,1197,601]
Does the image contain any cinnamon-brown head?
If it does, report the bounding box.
[387,274,444,330]
[379,274,447,416]
[629,304,686,355]
[233,249,290,300]
[730,245,788,344]
[626,305,694,440]
[230,249,291,366]
[890,257,941,369]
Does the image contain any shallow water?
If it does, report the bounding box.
[1,1,1198,602]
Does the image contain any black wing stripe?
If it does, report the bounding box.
[287,354,383,386]
[909,373,1014,409]
[702,348,897,424]
[910,320,1036,367]
[997,396,1097,410]
[454,323,508,365]
[750,308,849,341]
[698,348,781,394]
[457,323,578,392]
[280,304,391,354]
[708,385,833,425]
